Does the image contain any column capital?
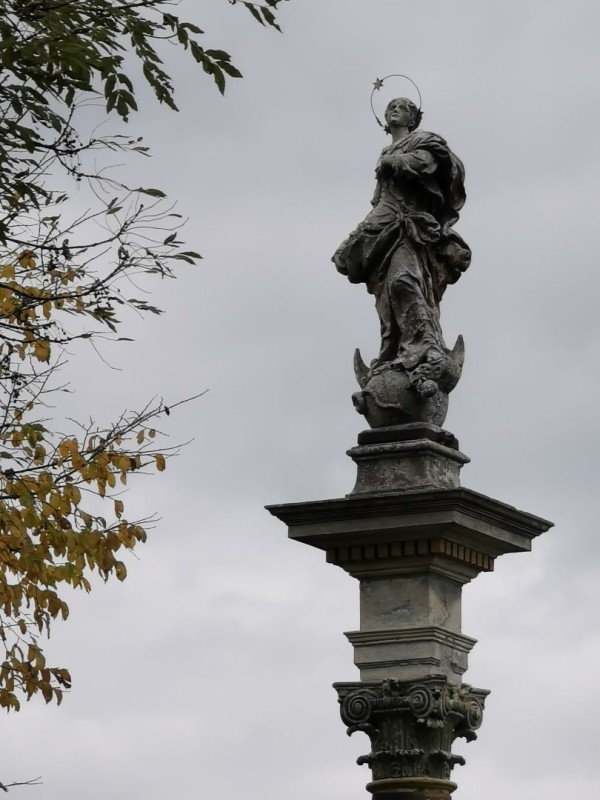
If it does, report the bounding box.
[334,677,488,797]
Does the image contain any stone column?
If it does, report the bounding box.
[267,423,552,798]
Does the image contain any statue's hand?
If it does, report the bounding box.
[376,154,394,178]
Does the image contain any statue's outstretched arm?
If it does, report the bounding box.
[384,148,436,177]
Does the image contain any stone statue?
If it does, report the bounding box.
[333,92,471,429]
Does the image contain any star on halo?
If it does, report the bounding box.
[373,78,384,91]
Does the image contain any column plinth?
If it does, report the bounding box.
[348,423,469,495]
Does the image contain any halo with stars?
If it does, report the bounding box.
[370,74,423,129]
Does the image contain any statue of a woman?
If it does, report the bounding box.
[333,96,471,429]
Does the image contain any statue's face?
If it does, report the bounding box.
[385,98,414,129]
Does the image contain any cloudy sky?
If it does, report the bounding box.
[4,1,600,797]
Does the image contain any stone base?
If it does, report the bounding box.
[357,424,459,449]
[367,777,456,799]
[348,424,469,496]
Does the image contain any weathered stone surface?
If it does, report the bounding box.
[350,424,468,495]
[345,626,476,683]
[334,677,488,794]
[269,465,552,795]
[269,84,556,795]
[346,571,470,683]
[332,96,471,428]
[267,487,553,576]
[348,438,469,495]
[267,427,552,796]
[365,777,456,799]
[358,424,459,450]
[359,573,462,632]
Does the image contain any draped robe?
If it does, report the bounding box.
[333,129,471,370]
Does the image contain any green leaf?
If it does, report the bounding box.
[220,62,243,79]
[180,22,204,34]
[213,67,226,95]
[205,50,232,60]
[245,4,265,25]
[135,187,167,198]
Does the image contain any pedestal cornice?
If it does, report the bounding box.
[267,487,552,579]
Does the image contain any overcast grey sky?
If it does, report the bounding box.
[3,1,600,798]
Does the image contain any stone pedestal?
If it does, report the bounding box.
[267,425,552,795]
[349,423,468,495]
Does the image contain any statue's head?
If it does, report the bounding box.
[384,97,422,134]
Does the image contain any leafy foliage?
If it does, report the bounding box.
[0,0,287,712]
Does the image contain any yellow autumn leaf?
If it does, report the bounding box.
[58,439,75,459]
[18,250,36,269]
[39,472,53,492]
[0,264,15,279]
[65,485,81,505]
[80,511,92,528]
[71,452,86,471]
[154,453,166,472]
[23,509,39,528]
[32,339,51,362]
[114,499,124,518]
[49,492,62,510]
[41,501,54,517]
